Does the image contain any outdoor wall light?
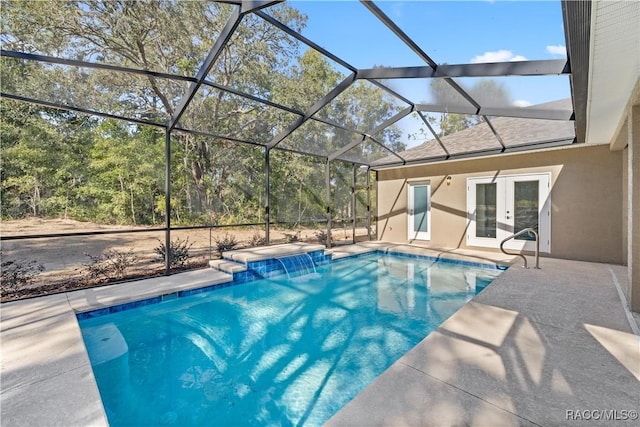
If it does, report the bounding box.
[446,175,452,186]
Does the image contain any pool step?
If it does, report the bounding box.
[209,259,247,274]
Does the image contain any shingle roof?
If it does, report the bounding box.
[374,99,575,166]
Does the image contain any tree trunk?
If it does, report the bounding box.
[130,184,136,225]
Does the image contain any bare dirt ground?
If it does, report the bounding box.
[0,218,369,301]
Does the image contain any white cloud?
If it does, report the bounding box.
[513,100,533,107]
[546,45,567,56]
[471,50,528,63]
[390,2,404,19]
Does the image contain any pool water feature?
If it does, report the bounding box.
[79,253,503,426]
[276,253,317,278]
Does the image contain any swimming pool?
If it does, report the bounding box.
[79,252,503,426]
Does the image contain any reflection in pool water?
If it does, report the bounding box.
[79,253,502,426]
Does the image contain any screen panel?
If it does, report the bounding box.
[1,0,236,77]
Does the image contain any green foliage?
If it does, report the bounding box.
[154,238,193,268]
[0,99,93,218]
[84,249,137,280]
[0,252,45,291]
[85,121,164,225]
[213,233,239,253]
[438,113,476,137]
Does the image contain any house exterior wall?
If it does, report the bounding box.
[376,144,623,264]
[630,105,640,310]
[622,146,628,266]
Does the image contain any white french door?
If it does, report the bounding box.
[467,173,551,252]
[408,182,431,241]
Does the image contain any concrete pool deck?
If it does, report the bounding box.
[1,243,638,426]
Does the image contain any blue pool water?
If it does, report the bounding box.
[79,253,502,426]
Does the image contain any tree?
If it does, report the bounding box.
[0,99,93,218]
[84,121,164,224]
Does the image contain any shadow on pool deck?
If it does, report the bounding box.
[327,257,640,426]
[1,245,638,426]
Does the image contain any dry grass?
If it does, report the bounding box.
[1,218,370,301]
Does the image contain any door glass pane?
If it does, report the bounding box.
[514,181,539,240]
[413,186,428,233]
[476,183,496,238]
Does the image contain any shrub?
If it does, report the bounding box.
[85,249,137,280]
[0,252,45,291]
[284,231,300,243]
[154,237,193,268]
[248,232,266,247]
[213,233,239,253]
[314,229,329,245]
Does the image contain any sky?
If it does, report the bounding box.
[286,0,571,148]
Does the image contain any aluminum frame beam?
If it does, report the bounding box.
[367,79,415,107]
[357,60,571,80]
[0,92,166,128]
[369,106,413,135]
[415,104,575,121]
[265,147,271,244]
[2,51,309,123]
[366,167,372,240]
[327,107,412,162]
[334,135,406,164]
[328,133,406,164]
[370,136,577,170]
[164,130,172,275]
[352,164,357,244]
[3,48,407,162]
[369,136,406,163]
[1,50,195,83]
[266,72,357,149]
[169,7,243,130]
[417,111,450,158]
[254,10,358,73]
[360,0,481,111]
[482,116,507,151]
[359,0,437,68]
[329,135,367,162]
[171,126,266,148]
[240,0,283,14]
[202,79,304,116]
[173,126,371,166]
[2,51,391,156]
[325,160,332,248]
[2,1,580,169]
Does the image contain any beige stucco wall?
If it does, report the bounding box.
[630,105,640,310]
[622,146,628,265]
[376,144,624,264]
